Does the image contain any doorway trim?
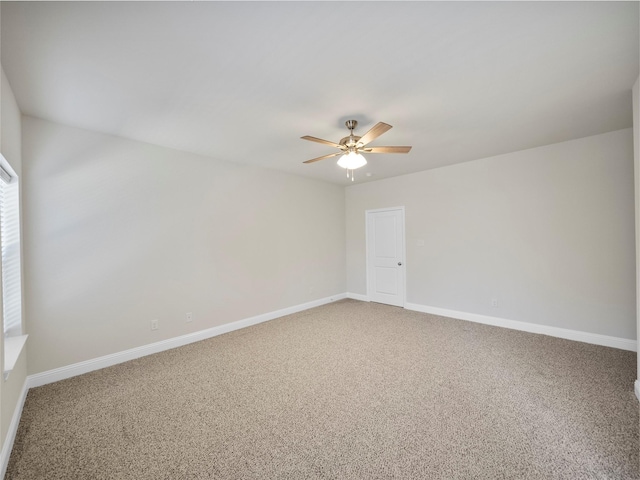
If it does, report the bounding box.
[365,206,406,307]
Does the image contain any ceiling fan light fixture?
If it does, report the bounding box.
[337,151,367,170]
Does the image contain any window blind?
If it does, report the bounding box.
[0,167,22,338]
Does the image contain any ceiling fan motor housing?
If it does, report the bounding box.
[339,135,361,149]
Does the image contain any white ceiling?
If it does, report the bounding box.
[1,1,638,185]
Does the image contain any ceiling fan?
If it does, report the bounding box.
[301,120,412,181]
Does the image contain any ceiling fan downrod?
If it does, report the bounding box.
[342,120,360,150]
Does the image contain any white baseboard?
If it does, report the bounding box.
[405,302,637,352]
[635,380,640,402]
[27,293,346,389]
[346,292,369,302]
[0,377,28,479]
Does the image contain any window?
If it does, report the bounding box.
[0,154,25,377]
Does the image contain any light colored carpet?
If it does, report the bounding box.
[6,299,639,479]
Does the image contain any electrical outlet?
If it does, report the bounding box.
[491,299,498,308]
[186,312,193,323]
[151,319,159,330]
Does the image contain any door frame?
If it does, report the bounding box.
[365,206,407,307]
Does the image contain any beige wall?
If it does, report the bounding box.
[22,116,346,375]
[346,129,636,340]
[633,76,639,379]
[0,69,21,169]
[0,67,27,453]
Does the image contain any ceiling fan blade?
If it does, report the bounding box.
[303,152,343,164]
[301,136,342,149]
[362,146,412,154]
[358,122,392,147]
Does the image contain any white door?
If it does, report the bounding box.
[366,208,405,307]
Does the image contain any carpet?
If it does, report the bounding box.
[5,299,638,479]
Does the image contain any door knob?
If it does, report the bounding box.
[398,262,402,266]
